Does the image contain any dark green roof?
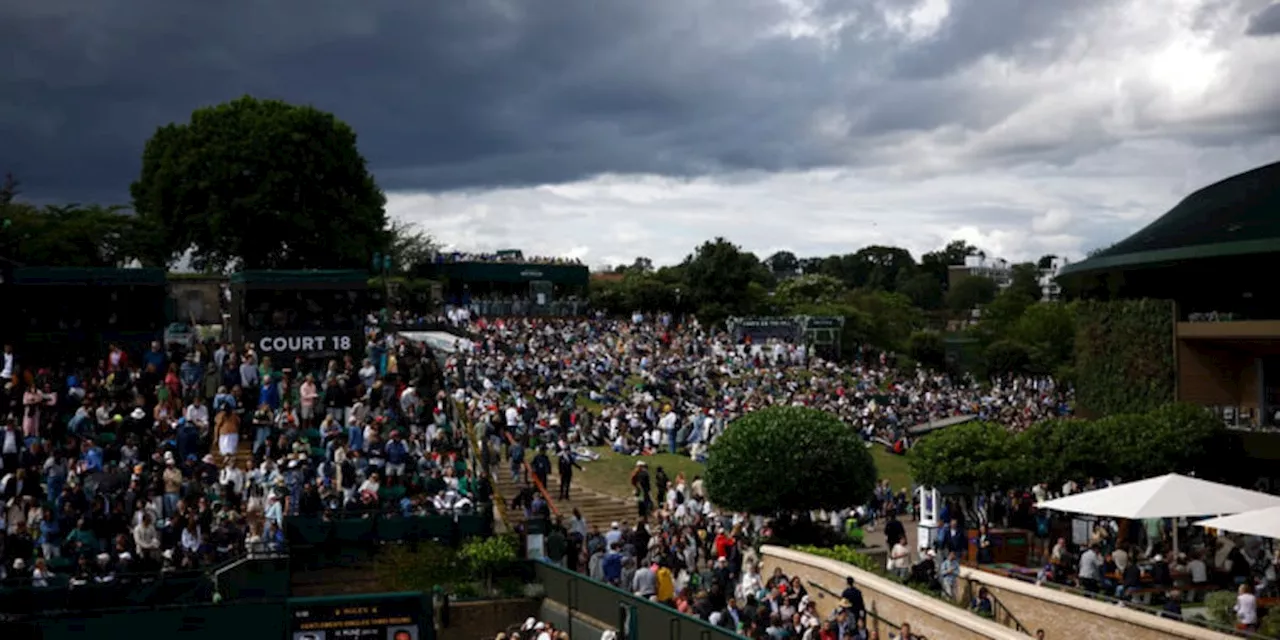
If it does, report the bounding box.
[1059,160,1280,279]
[229,269,369,286]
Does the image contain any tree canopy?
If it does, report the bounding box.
[130,96,389,271]
[704,406,877,514]
[908,403,1231,492]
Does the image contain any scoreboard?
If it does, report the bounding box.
[287,593,427,640]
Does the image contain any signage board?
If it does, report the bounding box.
[246,330,362,360]
[288,593,426,640]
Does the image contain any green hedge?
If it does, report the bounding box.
[1073,299,1175,416]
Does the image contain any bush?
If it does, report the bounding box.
[1203,590,1237,626]
[794,545,881,574]
[1259,607,1280,637]
[373,542,466,593]
[705,406,878,514]
[459,535,520,592]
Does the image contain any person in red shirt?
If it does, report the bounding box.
[714,530,735,559]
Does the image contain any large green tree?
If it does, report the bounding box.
[1,201,157,267]
[681,238,771,322]
[705,406,877,514]
[130,96,389,271]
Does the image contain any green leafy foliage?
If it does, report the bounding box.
[459,534,521,592]
[374,542,467,592]
[946,275,999,313]
[909,403,1230,490]
[1203,591,1237,626]
[793,545,881,573]
[705,407,877,514]
[0,202,160,267]
[906,330,947,369]
[908,422,1029,492]
[130,95,389,271]
[1073,299,1175,416]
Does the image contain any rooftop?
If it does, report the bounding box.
[1059,160,1280,281]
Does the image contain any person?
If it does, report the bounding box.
[839,576,867,623]
[939,550,961,599]
[1235,582,1258,632]
[556,445,583,501]
[1161,590,1183,620]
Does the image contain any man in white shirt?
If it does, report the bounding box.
[185,397,210,432]
[1,344,14,380]
[1077,544,1104,593]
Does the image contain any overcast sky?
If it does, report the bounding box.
[3,0,1279,268]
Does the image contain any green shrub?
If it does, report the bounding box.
[459,535,520,592]
[1259,607,1280,637]
[1203,591,1237,626]
[373,542,465,592]
[794,545,881,574]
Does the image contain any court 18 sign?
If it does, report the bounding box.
[257,334,353,353]
[288,594,423,640]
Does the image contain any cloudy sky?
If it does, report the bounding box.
[3,0,1279,269]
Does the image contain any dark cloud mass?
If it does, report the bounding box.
[1247,2,1280,35]
[0,0,1272,204]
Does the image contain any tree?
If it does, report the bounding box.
[682,238,772,323]
[1,202,158,267]
[764,251,800,277]
[1008,262,1043,301]
[131,95,389,271]
[896,271,944,310]
[1036,254,1058,270]
[854,246,917,292]
[908,421,1028,521]
[906,330,947,369]
[920,240,977,289]
[983,339,1031,377]
[945,275,998,313]
[705,406,877,514]
[1015,302,1076,375]
[387,221,438,274]
[774,274,846,307]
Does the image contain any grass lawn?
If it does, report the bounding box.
[576,444,914,501]
[578,447,707,500]
[870,447,913,492]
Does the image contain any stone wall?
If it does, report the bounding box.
[761,546,1023,640]
[956,568,1237,640]
[439,598,542,640]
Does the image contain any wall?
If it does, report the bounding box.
[169,276,226,325]
[439,598,541,640]
[1177,340,1254,407]
[760,546,1022,640]
[956,567,1237,640]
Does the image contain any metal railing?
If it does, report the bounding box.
[806,580,928,640]
[454,396,511,529]
[984,569,1272,639]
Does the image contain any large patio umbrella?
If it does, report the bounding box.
[1196,505,1280,539]
[1036,473,1280,553]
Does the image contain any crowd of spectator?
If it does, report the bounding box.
[435,252,583,265]
[0,331,487,590]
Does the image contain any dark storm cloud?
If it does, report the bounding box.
[1246,2,1280,35]
[0,0,1263,203]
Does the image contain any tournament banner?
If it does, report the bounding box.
[287,592,427,640]
[729,316,803,342]
[246,330,362,360]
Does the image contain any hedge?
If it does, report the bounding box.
[1073,299,1175,417]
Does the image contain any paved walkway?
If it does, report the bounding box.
[862,514,921,551]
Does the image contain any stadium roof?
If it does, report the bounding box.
[1058,160,1280,280]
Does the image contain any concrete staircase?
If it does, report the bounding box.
[491,464,638,532]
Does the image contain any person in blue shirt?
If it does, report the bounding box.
[385,431,409,477]
[81,438,104,474]
[602,543,624,586]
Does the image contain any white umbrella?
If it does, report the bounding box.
[1037,473,1280,554]
[1036,473,1280,519]
[1196,505,1280,539]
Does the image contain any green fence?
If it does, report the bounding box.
[535,561,743,640]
